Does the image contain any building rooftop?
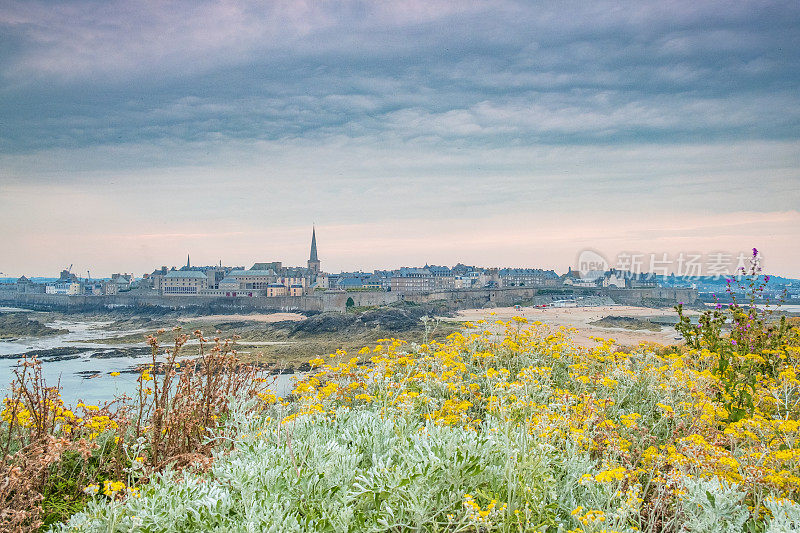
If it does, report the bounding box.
[396,267,434,277]
[165,270,208,279]
[499,268,559,278]
[251,262,282,271]
[229,269,276,277]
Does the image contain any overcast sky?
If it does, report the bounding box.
[1,0,798,277]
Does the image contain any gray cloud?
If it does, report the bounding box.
[1,0,798,154]
[1,0,799,275]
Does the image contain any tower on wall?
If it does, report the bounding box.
[307,227,321,274]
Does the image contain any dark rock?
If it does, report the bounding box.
[291,313,359,335]
[41,354,82,362]
[589,316,661,331]
[75,370,103,377]
[0,346,88,360]
[213,321,254,330]
[0,313,68,338]
[90,346,153,359]
[359,308,422,331]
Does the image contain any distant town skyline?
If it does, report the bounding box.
[1,1,799,277]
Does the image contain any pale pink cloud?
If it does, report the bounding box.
[2,210,797,278]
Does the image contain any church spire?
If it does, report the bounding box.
[309,227,318,262]
[186,254,190,269]
[307,226,321,274]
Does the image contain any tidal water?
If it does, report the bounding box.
[0,308,298,406]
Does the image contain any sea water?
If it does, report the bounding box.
[0,312,298,406]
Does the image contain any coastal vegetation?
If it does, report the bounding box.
[1,252,799,531]
[0,331,274,530]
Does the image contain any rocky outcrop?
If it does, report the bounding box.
[0,312,68,339]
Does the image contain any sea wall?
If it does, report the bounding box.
[318,287,541,312]
[601,287,698,305]
[2,292,324,313]
[0,285,697,314]
[406,286,539,308]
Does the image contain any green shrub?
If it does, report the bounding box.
[675,249,794,421]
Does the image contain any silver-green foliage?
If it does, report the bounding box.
[58,407,559,532]
[764,497,800,533]
[677,476,749,533]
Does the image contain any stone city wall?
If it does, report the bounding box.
[1,285,697,313]
[2,292,324,313]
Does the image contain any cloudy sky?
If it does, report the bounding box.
[1,0,798,277]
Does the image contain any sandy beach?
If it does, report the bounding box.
[452,305,694,347]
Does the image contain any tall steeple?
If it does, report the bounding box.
[307,226,321,274]
[310,227,318,262]
[186,254,191,269]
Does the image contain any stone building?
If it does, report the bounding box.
[626,273,659,288]
[498,268,559,287]
[16,276,44,294]
[226,269,277,290]
[599,269,626,288]
[205,268,227,289]
[110,273,133,292]
[148,267,168,293]
[390,267,455,292]
[390,267,435,292]
[162,270,208,295]
[266,283,287,297]
[45,281,81,295]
